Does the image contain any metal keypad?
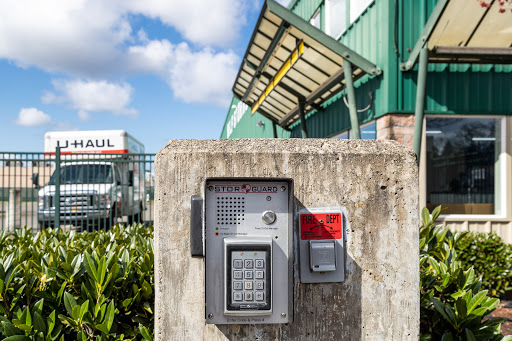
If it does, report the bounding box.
[231,251,268,308]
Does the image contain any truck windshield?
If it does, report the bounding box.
[49,164,113,184]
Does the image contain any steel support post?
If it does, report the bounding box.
[298,99,308,138]
[413,47,429,164]
[54,146,61,229]
[343,60,360,139]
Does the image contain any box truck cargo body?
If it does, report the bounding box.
[36,130,145,229]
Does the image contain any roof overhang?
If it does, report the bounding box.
[402,0,512,70]
[232,0,381,128]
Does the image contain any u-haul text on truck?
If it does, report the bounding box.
[35,130,145,230]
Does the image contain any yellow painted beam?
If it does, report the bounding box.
[252,41,304,115]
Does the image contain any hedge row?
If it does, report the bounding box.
[0,224,154,340]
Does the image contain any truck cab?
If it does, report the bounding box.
[36,130,145,230]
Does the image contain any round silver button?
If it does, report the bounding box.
[262,210,276,225]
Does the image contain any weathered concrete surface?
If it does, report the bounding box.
[155,139,419,340]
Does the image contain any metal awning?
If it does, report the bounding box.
[407,0,512,162]
[403,0,512,70]
[232,0,381,129]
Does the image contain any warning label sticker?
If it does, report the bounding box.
[300,213,342,240]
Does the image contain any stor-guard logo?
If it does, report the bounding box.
[241,184,251,193]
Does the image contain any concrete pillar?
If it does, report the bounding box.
[7,189,21,230]
[154,139,419,340]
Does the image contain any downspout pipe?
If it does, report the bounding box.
[298,99,308,138]
[343,60,361,139]
[413,46,429,164]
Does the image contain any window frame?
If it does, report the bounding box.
[421,114,508,220]
[332,120,376,139]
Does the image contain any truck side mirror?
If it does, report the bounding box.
[128,171,134,186]
[32,173,40,189]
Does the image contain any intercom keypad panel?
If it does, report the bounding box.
[227,248,270,311]
[204,179,293,324]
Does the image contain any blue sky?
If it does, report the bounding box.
[0,0,290,153]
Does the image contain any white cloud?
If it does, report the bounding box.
[127,0,249,47]
[43,80,138,117]
[13,108,52,126]
[0,0,251,77]
[77,110,92,121]
[128,39,238,107]
[167,43,238,106]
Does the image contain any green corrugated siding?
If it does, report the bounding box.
[397,0,512,114]
[223,0,512,139]
[290,76,380,137]
[220,96,291,139]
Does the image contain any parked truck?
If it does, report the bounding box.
[33,130,145,230]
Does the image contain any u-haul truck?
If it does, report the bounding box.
[35,130,145,230]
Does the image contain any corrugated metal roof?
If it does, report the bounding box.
[231,0,381,129]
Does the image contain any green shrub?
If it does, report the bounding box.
[420,206,511,340]
[0,224,154,340]
[456,232,512,298]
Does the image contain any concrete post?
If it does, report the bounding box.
[7,189,21,230]
[155,139,419,340]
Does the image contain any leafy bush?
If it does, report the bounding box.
[0,224,154,340]
[456,232,512,298]
[420,206,511,340]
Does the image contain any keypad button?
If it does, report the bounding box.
[244,259,253,268]
[244,270,253,279]
[255,270,264,279]
[233,259,243,269]
[255,259,264,268]
[255,281,264,290]
[244,281,253,290]
[233,292,243,301]
[233,281,243,290]
[233,270,243,280]
[255,292,265,301]
[244,292,254,301]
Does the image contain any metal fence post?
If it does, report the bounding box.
[55,147,61,230]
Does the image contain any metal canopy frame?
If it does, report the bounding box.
[403,0,512,163]
[232,0,381,138]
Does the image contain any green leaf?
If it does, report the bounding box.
[455,298,467,319]
[104,300,115,332]
[63,292,77,317]
[431,205,443,222]
[84,252,98,285]
[431,297,451,323]
[467,290,488,314]
[440,331,454,341]
[3,336,31,341]
[464,329,476,341]
[95,323,109,334]
[33,311,46,334]
[79,300,89,323]
[1,321,23,337]
[421,207,430,225]
[47,310,56,335]
[139,324,153,341]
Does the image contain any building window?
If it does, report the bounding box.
[426,117,503,215]
[350,0,373,23]
[335,121,376,139]
[310,9,321,29]
[325,0,346,39]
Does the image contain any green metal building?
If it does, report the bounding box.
[220,0,512,241]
